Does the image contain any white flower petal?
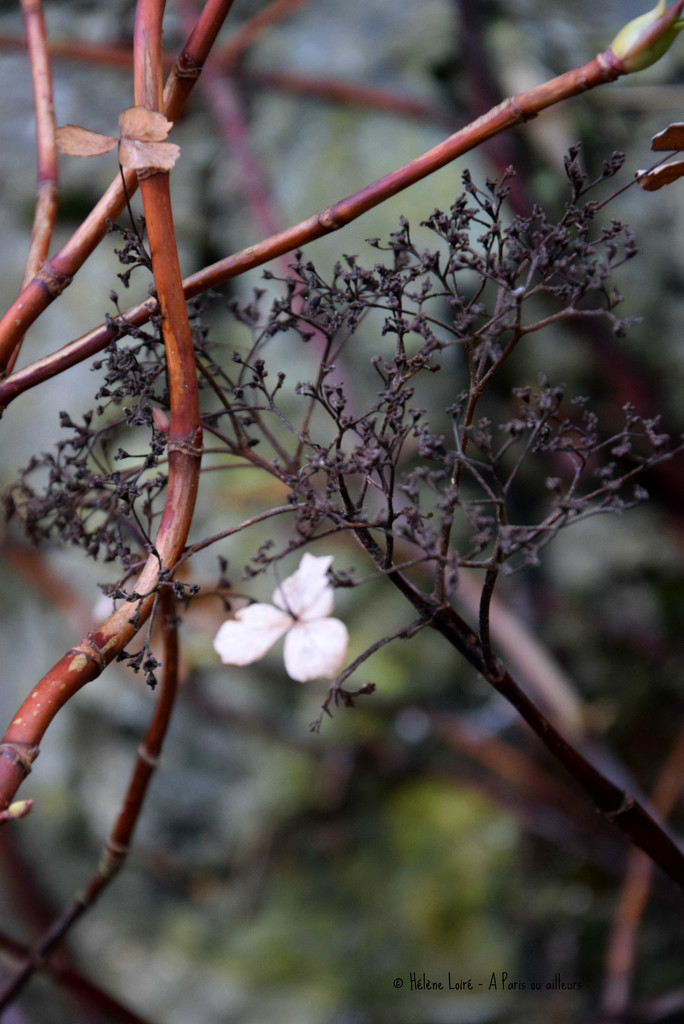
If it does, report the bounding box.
[283,617,349,682]
[214,604,291,666]
[273,553,334,620]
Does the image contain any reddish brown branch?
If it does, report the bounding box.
[0,0,235,373]
[0,587,181,1008]
[9,0,59,375]
[20,0,58,284]
[0,31,137,68]
[0,43,635,413]
[188,50,626,287]
[0,0,201,812]
[0,31,450,122]
[344,512,684,892]
[210,0,313,67]
[601,722,684,1016]
[0,929,159,1024]
[246,69,449,121]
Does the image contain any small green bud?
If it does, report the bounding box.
[610,0,684,72]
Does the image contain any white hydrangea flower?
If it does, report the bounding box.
[213,554,349,682]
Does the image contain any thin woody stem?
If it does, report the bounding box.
[340,499,684,892]
[209,0,314,67]
[191,49,626,287]
[0,31,449,122]
[0,0,201,812]
[9,0,59,374]
[20,0,57,286]
[0,0,235,373]
[0,43,633,411]
[0,586,180,1008]
[0,929,157,1023]
[601,722,684,1015]
[434,602,684,891]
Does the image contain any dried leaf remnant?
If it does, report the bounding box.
[56,105,180,174]
[637,120,684,190]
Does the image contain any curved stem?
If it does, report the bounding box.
[0,586,181,1008]
[0,46,630,413]
[0,0,235,373]
[0,0,201,812]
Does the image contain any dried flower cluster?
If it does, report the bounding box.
[196,158,665,598]
[2,157,674,662]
